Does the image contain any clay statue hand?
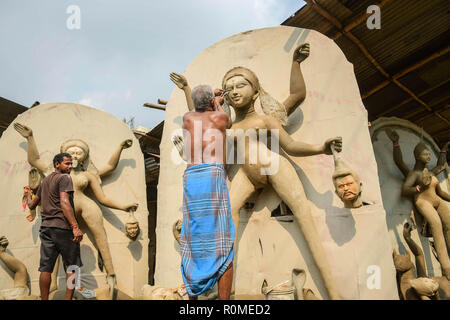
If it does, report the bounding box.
[170,72,188,89]
[124,203,139,212]
[293,43,310,63]
[323,137,342,155]
[13,123,33,138]
[403,222,413,241]
[0,236,9,252]
[172,135,185,159]
[385,128,399,144]
[121,139,133,149]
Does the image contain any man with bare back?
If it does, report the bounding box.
[180,85,234,300]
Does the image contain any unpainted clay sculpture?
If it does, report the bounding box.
[124,209,140,241]
[393,222,448,300]
[13,123,138,299]
[172,219,182,245]
[291,268,319,300]
[385,128,450,279]
[21,168,44,222]
[141,283,188,300]
[331,145,364,209]
[172,43,342,299]
[0,236,38,300]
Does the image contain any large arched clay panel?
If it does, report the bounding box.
[156,26,397,299]
[0,103,148,298]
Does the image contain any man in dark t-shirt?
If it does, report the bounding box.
[26,152,83,300]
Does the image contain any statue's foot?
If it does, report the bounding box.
[291,268,306,300]
[106,274,116,300]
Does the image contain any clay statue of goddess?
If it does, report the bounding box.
[385,129,450,279]
[171,43,342,299]
[14,122,138,299]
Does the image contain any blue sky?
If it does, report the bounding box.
[0,1,305,130]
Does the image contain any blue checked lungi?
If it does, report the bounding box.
[180,162,235,296]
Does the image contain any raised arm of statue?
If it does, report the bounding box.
[98,139,132,177]
[0,236,28,289]
[283,43,309,116]
[264,115,342,157]
[385,128,409,178]
[170,72,194,111]
[86,171,138,212]
[13,123,48,174]
[432,141,449,176]
[403,223,427,278]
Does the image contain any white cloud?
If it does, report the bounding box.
[0,1,303,130]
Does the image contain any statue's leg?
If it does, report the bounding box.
[268,163,341,300]
[228,168,256,292]
[436,200,450,253]
[416,199,450,279]
[229,168,256,246]
[80,203,115,276]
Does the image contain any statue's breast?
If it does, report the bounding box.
[71,172,89,191]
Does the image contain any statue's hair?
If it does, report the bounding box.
[191,85,214,111]
[413,142,429,160]
[332,169,361,188]
[60,139,89,156]
[222,67,260,91]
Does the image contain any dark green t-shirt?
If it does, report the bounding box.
[36,172,75,230]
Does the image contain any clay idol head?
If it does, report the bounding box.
[125,212,140,241]
[332,157,363,209]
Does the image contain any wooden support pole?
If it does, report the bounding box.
[143,103,166,111]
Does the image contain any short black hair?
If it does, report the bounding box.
[53,152,72,168]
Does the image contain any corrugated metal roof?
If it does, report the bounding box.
[0,97,28,137]
[283,0,450,146]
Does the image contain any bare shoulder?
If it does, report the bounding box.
[183,111,196,121]
[210,111,229,120]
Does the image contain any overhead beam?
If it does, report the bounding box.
[362,45,450,99]
[407,94,450,120]
[431,126,450,138]
[376,78,449,117]
[305,0,449,127]
[412,104,450,124]
[332,0,393,40]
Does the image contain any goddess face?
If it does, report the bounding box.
[224,75,257,108]
[418,148,431,164]
[66,146,87,168]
